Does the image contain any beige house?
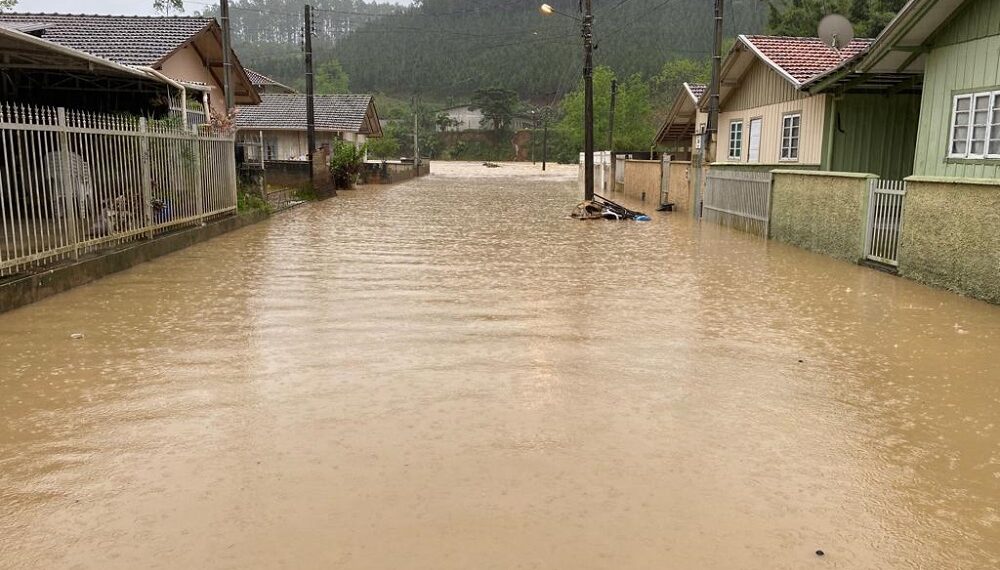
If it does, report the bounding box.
[0,13,260,122]
[709,35,870,167]
[236,94,382,160]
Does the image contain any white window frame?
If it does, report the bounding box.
[747,117,762,163]
[728,120,743,161]
[695,122,706,150]
[780,113,801,162]
[948,90,1000,160]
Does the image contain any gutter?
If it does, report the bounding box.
[138,66,187,127]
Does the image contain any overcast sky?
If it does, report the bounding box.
[13,0,410,16]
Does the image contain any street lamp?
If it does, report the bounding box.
[540,1,594,201]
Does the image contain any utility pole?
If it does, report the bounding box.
[220,0,233,112]
[413,111,420,172]
[582,0,594,201]
[304,4,316,171]
[706,0,724,162]
[607,78,617,192]
[411,97,420,172]
[542,109,548,171]
[693,0,724,218]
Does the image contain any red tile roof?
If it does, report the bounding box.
[686,83,707,101]
[742,35,873,85]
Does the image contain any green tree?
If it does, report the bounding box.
[471,87,519,142]
[367,122,402,159]
[768,0,907,38]
[651,58,711,114]
[556,66,654,156]
[314,60,350,94]
[153,0,185,12]
[435,112,459,132]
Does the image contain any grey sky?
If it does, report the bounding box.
[12,0,410,16]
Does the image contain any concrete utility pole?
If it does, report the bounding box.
[706,0,724,160]
[542,111,548,172]
[694,0,724,218]
[411,96,420,170]
[220,0,234,112]
[304,4,317,167]
[607,78,617,192]
[582,0,594,201]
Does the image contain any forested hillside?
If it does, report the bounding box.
[202,0,768,101]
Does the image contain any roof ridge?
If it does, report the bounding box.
[0,12,213,20]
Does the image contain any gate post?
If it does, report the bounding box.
[192,133,204,222]
[138,118,154,239]
[56,108,80,260]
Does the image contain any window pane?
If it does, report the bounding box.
[952,139,967,154]
[975,95,990,110]
[956,97,971,111]
[953,125,968,141]
[955,111,970,126]
[971,140,985,154]
[990,140,1000,155]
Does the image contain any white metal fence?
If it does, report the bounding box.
[702,169,773,236]
[865,179,906,267]
[0,102,237,277]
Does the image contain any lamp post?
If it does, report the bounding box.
[541,2,594,201]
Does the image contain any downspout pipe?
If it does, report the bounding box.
[139,66,187,127]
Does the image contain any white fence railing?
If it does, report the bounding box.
[865,179,906,267]
[702,169,773,236]
[0,102,237,277]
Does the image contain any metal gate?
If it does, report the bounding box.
[865,179,906,267]
[702,169,772,236]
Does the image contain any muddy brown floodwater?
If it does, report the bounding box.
[1,161,999,569]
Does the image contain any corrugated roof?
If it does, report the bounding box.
[742,35,873,85]
[236,94,378,134]
[0,13,213,66]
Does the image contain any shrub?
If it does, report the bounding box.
[329,141,367,189]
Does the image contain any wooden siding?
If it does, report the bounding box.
[718,94,827,166]
[828,93,922,179]
[724,60,806,112]
[913,0,1000,178]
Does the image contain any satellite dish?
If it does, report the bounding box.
[818,14,855,50]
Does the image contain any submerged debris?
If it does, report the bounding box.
[571,194,651,221]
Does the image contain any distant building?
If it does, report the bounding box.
[438,105,484,131]
[235,94,382,160]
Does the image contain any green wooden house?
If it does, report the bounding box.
[850,0,1000,180]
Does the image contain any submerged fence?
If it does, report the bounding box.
[0,102,237,277]
[702,169,773,237]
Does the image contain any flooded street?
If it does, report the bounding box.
[1,161,998,569]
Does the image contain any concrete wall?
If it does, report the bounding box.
[898,176,1000,303]
[667,161,693,213]
[769,170,874,262]
[621,159,661,204]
